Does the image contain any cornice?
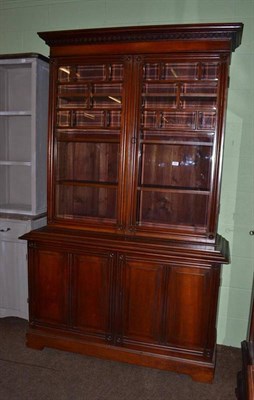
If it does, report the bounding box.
[38,23,243,52]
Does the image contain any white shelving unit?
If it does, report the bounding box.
[0,54,49,319]
[0,54,49,215]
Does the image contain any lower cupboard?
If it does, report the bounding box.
[22,229,228,383]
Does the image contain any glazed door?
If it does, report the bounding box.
[128,55,229,242]
[49,56,132,233]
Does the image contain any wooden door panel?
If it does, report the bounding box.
[120,257,164,344]
[165,265,212,350]
[71,252,114,337]
[31,249,69,326]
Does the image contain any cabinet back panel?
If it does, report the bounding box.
[0,65,31,112]
[137,191,208,228]
[56,142,119,183]
[55,185,117,220]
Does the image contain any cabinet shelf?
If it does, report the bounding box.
[57,107,121,111]
[0,203,32,213]
[0,111,31,116]
[138,186,210,194]
[140,139,213,146]
[0,161,31,166]
[57,180,118,188]
[56,134,120,143]
[142,93,217,98]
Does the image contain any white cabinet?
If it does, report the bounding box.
[0,54,49,319]
[0,216,46,319]
[0,54,49,215]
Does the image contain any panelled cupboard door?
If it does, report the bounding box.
[71,251,115,341]
[165,265,218,354]
[117,255,164,347]
[29,248,69,327]
[116,256,217,357]
[0,240,28,319]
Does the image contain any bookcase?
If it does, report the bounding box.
[22,24,243,382]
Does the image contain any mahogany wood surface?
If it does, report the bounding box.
[21,23,243,383]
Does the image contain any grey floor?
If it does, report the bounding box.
[0,317,241,400]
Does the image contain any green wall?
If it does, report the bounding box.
[0,0,253,348]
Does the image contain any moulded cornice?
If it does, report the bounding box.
[38,23,243,52]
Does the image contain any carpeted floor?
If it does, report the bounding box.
[0,317,241,400]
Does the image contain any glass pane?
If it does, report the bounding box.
[141,111,196,129]
[110,64,124,81]
[55,185,117,219]
[141,130,214,142]
[198,112,216,129]
[58,84,89,95]
[143,83,177,94]
[58,64,124,83]
[57,111,71,127]
[137,191,208,227]
[56,110,121,128]
[94,83,122,94]
[58,66,72,82]
[75,111,121,128]
[201,63,219,80]
[92,95,122,109]
[143,64,160,80]
[58,84,122,109]
[75,111,105,127]
[56,142,119,183]
[76,65,107,81]
[143,63,198,80]
[140,144,212,190]
[142,83,177,109]
[58,95,88,109]
[180,83,217,109]
[164,63,198,79]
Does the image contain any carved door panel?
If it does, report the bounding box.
[29,247,69,327]
[116,254,165,349]
[71,250,115,342]
[164,264,217,356]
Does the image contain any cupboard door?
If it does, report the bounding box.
[117,255,164,348]
[29,248,69,326]
[0,240,28,319]
[71,251,115,341]
[50,58,131,232]
[129,56,228,241]
[164,264,214,353]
